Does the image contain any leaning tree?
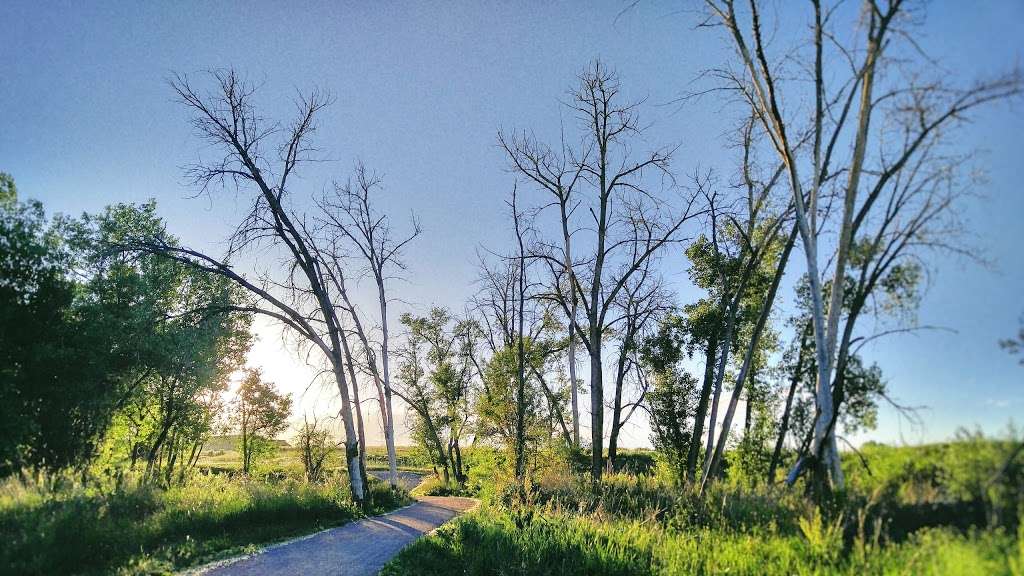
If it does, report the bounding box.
[122,70,374,504]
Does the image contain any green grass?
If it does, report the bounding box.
[196,442,436,476]
[0,472,410,575]
[383,437,1024,576]
[383,506,1019,576]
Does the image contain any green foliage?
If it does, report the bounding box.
[476,340,551,455]
[385,504,1017,576]
[234,369,292,475]
[387,435,1023,575]
[398,308,475,483]
[0,172,16,205]
[386,463,1020,576]
[1,189,253,479]
[844,430,1024,533]
[645,369,698,482]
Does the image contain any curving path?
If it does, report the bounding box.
[188,473,474,576]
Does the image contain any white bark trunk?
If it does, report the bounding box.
[377,281,400,488]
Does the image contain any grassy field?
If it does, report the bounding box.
[383,438,1024,575]
[196,441,436,476]
[0,471,409,575]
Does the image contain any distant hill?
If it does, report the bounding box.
[204,435,290,452]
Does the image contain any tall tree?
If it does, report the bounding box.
[319,164,421,489]
[508,61,701,481]
[395,308,475,486]
[700,0,1020,493]
[121,70,372,503]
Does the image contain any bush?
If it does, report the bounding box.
[413,475,474,498]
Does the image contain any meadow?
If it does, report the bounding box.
[384,434,1024,576]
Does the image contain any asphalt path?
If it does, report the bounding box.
[189,473,474,576]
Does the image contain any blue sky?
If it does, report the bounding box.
[2,1,1022,447]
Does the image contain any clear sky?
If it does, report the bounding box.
[2,1,1022,448]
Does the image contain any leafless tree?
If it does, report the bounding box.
[700,0,1021,492]
[499,121,588,447]
[121,70,369,503]
[296,414,337,483]
[317,164,421,489]
[507,60,702,481]
[606,258,672,466]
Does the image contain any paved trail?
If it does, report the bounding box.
[368,470,424,491]
[192,473,474,576]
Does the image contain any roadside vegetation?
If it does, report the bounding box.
[0,173,412,575]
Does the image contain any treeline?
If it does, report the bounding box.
[4,0,1022,513]
[386,0,1024,501]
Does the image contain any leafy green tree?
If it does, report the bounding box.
[0,176,81,474]
[235,369,292,475]
[0,177,147,475]
[640,315,699,483]
[395,308,474,485]
[78,203,252,482]
[476,341,547,459]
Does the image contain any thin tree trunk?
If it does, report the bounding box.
[686,333,719,481]
[330,357,365,504]
[701,223,796,490]
[589,332,604,481]
[608,338,631,469]
[530,364,573,447]
[703,310,736,474]
[769,321,810,484]
[744,396,753,437]
[342,341,370,493]
[560,196,581,448]
[375,281,400,489]
[513,193,529,483]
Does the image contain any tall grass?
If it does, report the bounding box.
[382,505,1019,576]
[0,471,409,575]
[383,438,1024,576]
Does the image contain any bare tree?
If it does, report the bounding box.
[318,164,420,489]
[122,70,369,503]
[499,123,588,447]
[700,0,1020,492]
[296,414,336,483]
[508,60,701,481]
[606,258,672,466]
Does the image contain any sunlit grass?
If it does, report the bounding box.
[0,471,409,575]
